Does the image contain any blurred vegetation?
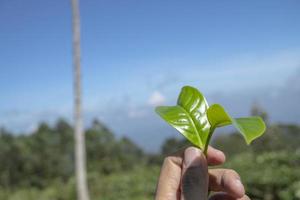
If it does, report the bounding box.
[0,107,300,199]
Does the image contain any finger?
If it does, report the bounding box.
[181,147,208,200]
[208,169,245,198]
[209,192,251,200]
[155,152,183,200]
[206,146,226,166]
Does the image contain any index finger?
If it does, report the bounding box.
[155,151,183,200]
[206,146,226,166]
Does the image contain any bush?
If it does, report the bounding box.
[225,150,300,200]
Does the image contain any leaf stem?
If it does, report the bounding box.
[203,126,216,156]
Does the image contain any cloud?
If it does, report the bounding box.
[1,49,300,152]
[147,91,166,106]
[208,66,300,124]
[164,48,300,94]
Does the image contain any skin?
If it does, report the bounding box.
[155,146,250,200]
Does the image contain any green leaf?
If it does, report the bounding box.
[207,104,266,144]
[206,104,232,128]
[155,106,203,148]
[232,117,266,144]
[177,86,211,145]
[155,86,266,151]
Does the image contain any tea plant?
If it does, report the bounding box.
[155,86,266,155]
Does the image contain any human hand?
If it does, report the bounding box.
[155,146,250,200]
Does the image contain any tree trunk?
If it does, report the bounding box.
[71,0,90,200]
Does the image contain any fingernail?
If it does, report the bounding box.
[184,147,203,167]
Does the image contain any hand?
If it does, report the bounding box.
[155,146,250,200]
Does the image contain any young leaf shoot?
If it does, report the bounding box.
[155,86,266,155]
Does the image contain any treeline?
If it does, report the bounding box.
[0,119,143,189]
[0,118,300,200]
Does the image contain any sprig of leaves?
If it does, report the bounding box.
[155,86,266,155]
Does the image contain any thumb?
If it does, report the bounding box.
[181,147,208,200]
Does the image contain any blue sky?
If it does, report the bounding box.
[1,0,300,151]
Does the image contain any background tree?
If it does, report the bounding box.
[0,117,300,199]
[71,0,90,199]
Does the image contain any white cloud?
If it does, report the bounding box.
[160,48,300,94]
[147,91,166,106]
[2,49,300,152]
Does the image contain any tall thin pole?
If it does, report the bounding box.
[71,0,90,199]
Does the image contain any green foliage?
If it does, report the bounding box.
[0,119,144,189]
[0,167,159,200]
[225,151,300,200]
[156,86,266,153]
[88,166,158,200]
[156,86,210,148]
[0,120,75,188]
[0,106,299,200]
[212,133,248,157]
[207,104,265,144]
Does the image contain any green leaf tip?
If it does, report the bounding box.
[155,85,266,150]
[232,117,266,144]
[207,104,266,144]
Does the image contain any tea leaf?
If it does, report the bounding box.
[177,86,211,144]
[207,104,266,144]
[155,86,266,151]
[232,117,266,144]
[155,106,203,148]
[206,104,232,128]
